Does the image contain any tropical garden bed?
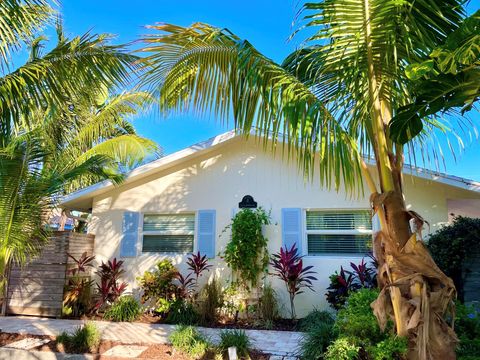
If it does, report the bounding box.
[61,211,480,359]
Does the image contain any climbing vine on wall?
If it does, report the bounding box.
[223,208,271,289]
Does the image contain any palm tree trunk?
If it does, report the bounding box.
[361,0,457,358]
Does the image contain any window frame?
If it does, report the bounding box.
[140,212,197,254]
[302,208,372,257]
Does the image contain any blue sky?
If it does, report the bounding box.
[43,1,480,180]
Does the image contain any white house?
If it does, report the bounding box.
[60,131,480,317]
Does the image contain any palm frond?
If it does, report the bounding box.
[390,10,480,145]
[72,91,154,147]
[0,0,54,66]
[290,0,466,169]
[0,30,139,136]
[139,23,362,192]
[74,134,159,170]
[0,132,51,272]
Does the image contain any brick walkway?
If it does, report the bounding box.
[0,316,303,357]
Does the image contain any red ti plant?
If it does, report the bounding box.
[67,252,95,276]
[174,252,212,300]
[64,252,95,316]
[176,272,195,299]
[325,266,353,310]
[186,251,212,282]
[350,257,377,288]
[270,244,317,319]
[325,255,377,309]
[95,258,127,311]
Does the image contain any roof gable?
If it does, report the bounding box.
[60,130,480,210]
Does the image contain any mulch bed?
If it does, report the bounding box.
[116,312,299,331]
[215,316,298,331]
[37,338,120,355]
[0,332,270,359]
[75,310,299,331]
[0,332,54,347]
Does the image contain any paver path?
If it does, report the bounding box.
[0,316,303,356]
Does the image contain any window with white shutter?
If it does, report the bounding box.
[305,210,372,255]
[142,214,195,253]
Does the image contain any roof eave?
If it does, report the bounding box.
[60,130,480,210]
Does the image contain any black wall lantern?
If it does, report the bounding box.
[238,195,257,208]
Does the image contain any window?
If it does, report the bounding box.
[142,214,195,253]
[305,210,372,255]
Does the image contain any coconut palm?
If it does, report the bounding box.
[0,1,157,305]
[138,2,478,358]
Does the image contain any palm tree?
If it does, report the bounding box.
[0,1,157,306]
[39,89,159,193]
[138,2,478,358]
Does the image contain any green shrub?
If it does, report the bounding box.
[257,284,279,328]
[456,303,480,339]
[427,216,480,302]
[169,325,211,359]
[166,300,200,325]
[456,303,480,359]
[458,356,480,360]
[324,337,360,360]
[137,259,178,313]
[298,309,335,332]
[57,322,100,353]
[217,329,251,358]
[297,309,336,359]
[198,277,223,325]
[332,288,407,360]
[103,295,141,322]
[370,336,408,360]
[335,288,383,343]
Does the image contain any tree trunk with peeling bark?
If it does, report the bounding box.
[360,0,458,356]
[369,184,457,360]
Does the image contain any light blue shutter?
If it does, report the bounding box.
[197,210,216,258]
[282,208,303,253]
[120,211,139,257]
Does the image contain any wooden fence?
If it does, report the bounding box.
[6,232,95,317]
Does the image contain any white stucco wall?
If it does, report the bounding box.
[88,137,480,317]
[447,199,480,220]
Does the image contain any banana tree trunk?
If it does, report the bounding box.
[359,0,458,356]
[369,186,457,360]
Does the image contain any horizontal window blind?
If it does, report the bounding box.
[306,210,372,255]
[143,214,195,232]
[307,234,372,255]
[142,214,194,253]
[143,235,193,253]
[306,210,371,231]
